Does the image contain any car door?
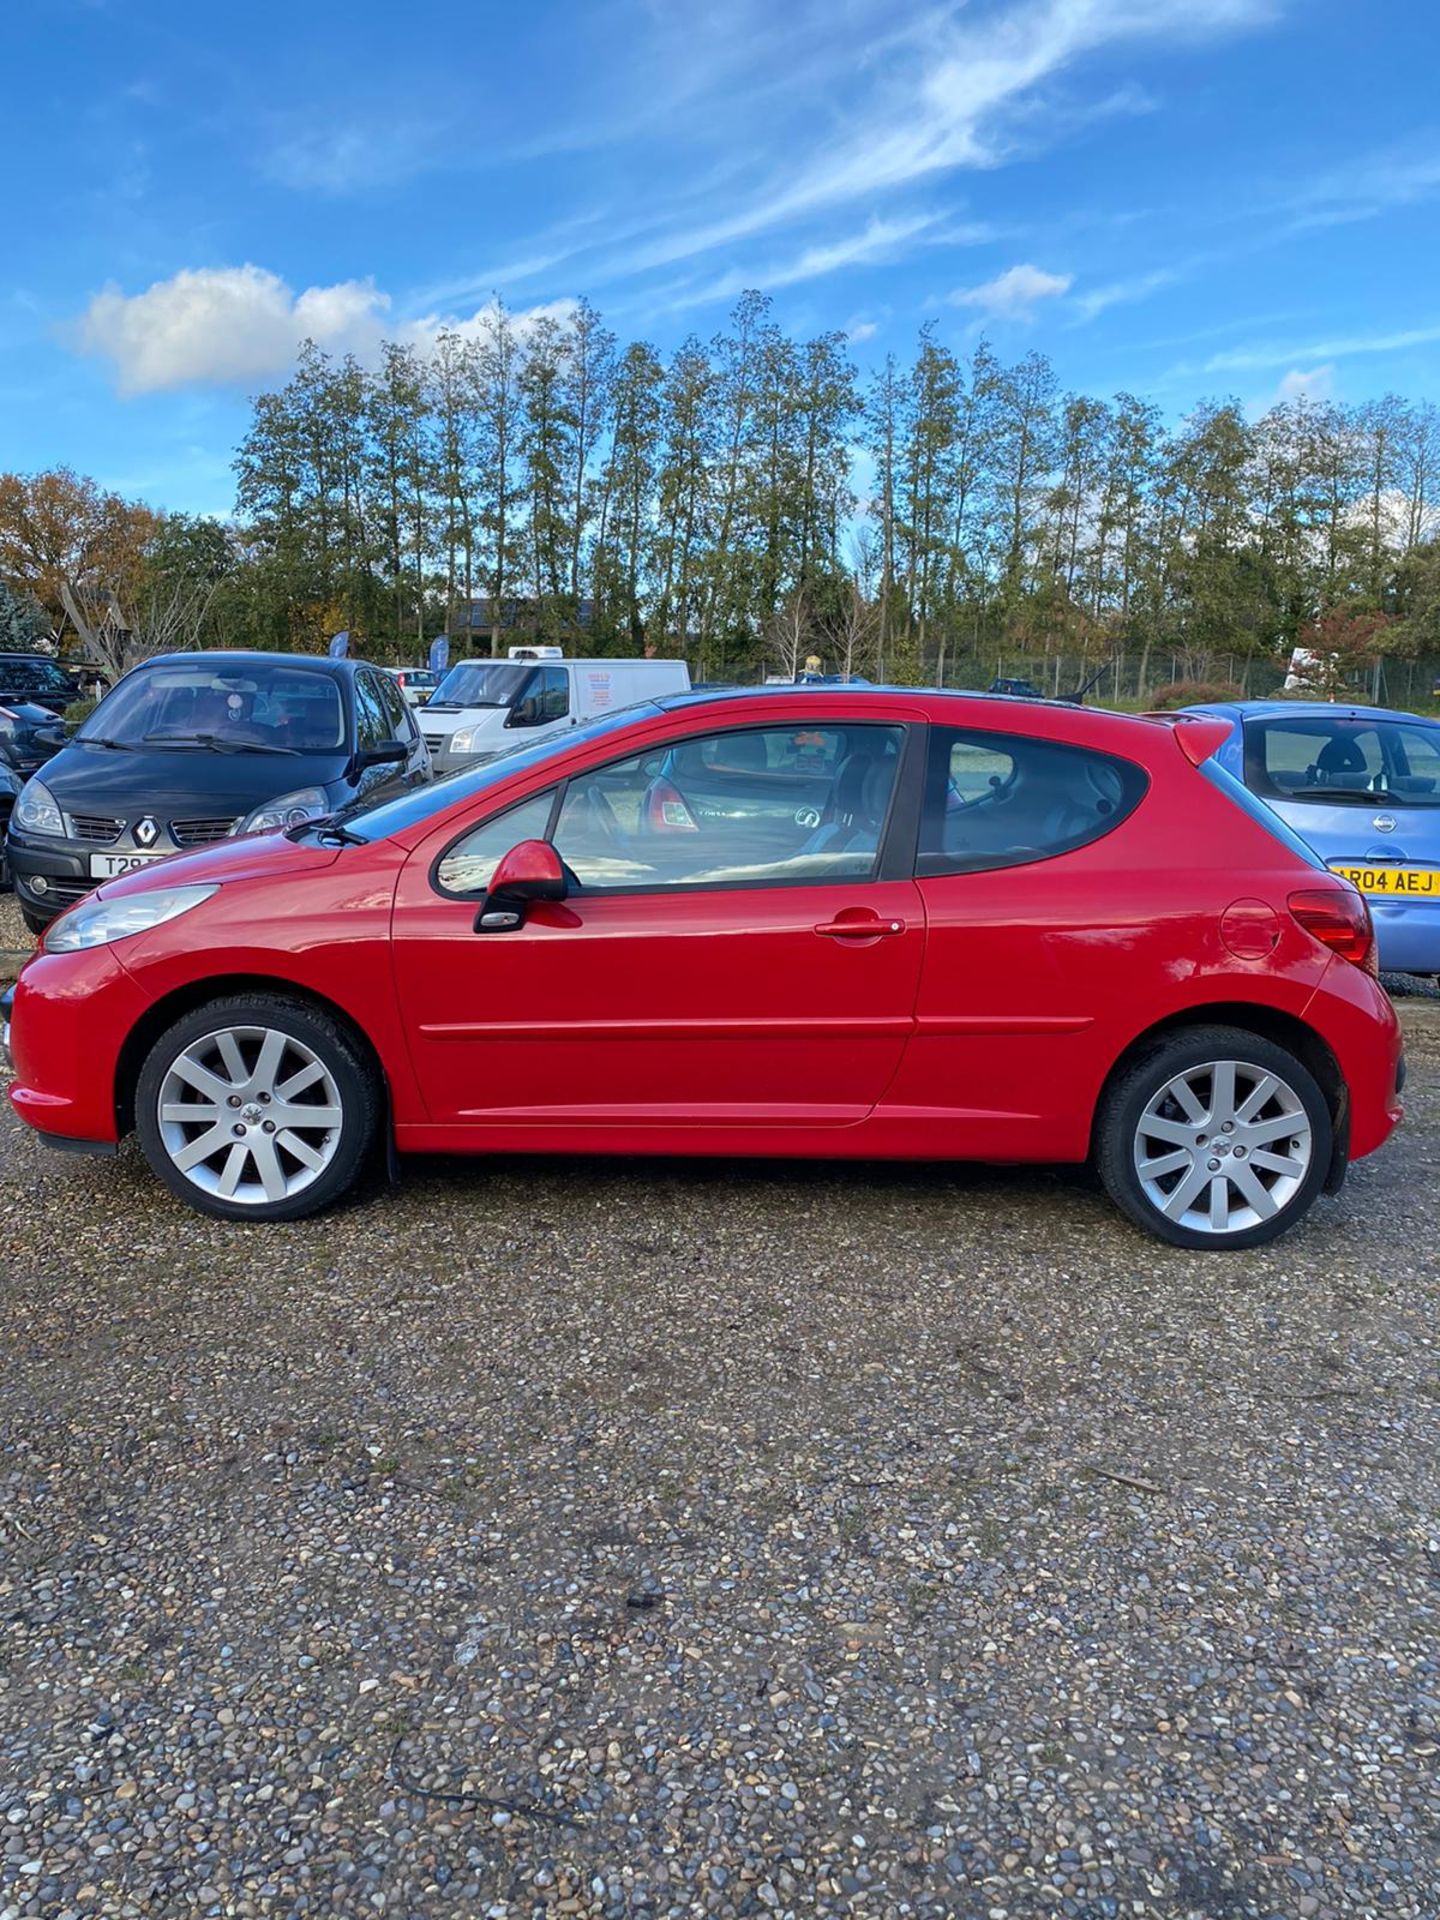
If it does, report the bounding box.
[372,668,431,789]
[881,720,1154,1161]
[390,717,926,1132]
[351,670,409,803]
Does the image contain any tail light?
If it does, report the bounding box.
[1289,887,1376,974]
[643,779,698,833]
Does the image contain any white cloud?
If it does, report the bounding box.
[1071,261,1188,320]
[656,214,943,314]
[949,262,1072,319]
[1288,139,1440,231]
[75,265,391,395]
[74,265,577,396]
[847,319,880,344]
[1201,323,1440,375]
[1276,365,1334,403]
[565,0,1275,288]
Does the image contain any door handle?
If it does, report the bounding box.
[814,916,906,939]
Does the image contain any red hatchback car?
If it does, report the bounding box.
[4,689,1402,1247]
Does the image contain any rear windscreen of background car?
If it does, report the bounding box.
[1244,716,1440,805]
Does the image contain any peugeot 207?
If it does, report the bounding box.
[5,689,1402,1248]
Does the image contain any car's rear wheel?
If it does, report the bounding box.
[135,995,380,1222]
[1096,1025,1332,1249]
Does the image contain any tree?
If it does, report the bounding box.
[0,467,157,642]
[594,340,664,648]
[519,312,576,623]
[1288,605,1395,701]
[0,579,49,650]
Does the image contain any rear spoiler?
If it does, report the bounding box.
[1140,711,1231,768]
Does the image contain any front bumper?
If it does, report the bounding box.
[420,739,501,777]
[7,946,149,1143]
[6,831,98,925]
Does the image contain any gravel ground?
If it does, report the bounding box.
[0,892,1437,1919]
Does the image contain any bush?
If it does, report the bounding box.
[1147,679,1245,710]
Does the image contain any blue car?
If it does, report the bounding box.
[1184,700,1440,975]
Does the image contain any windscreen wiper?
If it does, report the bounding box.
[284,818,366,846]
[142,732,300,755]
[75,735,138,750]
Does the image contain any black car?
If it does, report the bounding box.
[7,651,431,933]
[0,651,81,714]
[0,701,67,780]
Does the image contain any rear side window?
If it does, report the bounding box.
[375,670,412,740]
[918,727,1147,876]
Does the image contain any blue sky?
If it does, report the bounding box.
[4,0,1440,515]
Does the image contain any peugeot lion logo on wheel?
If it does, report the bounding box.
[134,816,159,848]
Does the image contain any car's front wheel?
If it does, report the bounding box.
[1096,1025,1332,1249]
[135,995,381,1222]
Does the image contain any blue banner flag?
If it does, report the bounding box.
[428,635,450,675]
[327,630,350,659]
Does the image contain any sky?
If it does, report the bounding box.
[4,0,1440,517]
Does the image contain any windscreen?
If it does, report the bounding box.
[78,662,346,752]
[1244,714,1440,807]
[2,655,73,694]
[334,703,662,841]
[428,662,533,708]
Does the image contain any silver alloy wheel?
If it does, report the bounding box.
[1132,1058,1313,1237]
[156,1024,344,1206]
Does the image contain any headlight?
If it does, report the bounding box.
[44,884,219,954]
[449,727,478,753]
[235,786,331,835]
[13,778,64,837]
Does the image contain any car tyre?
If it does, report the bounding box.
[1096,1024,1332,1250]
[20,904,50,937]
[135,995,381,1222]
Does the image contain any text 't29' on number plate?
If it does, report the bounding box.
[89,851,166,880]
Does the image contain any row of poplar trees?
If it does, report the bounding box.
[228,290,1440,695]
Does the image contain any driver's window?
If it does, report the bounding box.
[552,722,905,891]
[436,789,557,895]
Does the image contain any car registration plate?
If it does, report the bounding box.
[90,851,166,879]
[1330,863,1440,897]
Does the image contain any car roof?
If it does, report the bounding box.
[653,683,1191,746]
[138,649,362,680]
[1188,698,1433,725]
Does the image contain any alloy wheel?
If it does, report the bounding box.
[1132,1058,1313,1237]
[156,1024,344,1207]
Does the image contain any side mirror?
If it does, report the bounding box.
[357,739,408,770]
[474,838,567,931]
[505,695,542,729]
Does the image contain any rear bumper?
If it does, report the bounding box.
[1307,958,1404,1161]
[1370,895,1440,975]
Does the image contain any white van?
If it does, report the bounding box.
[418,651,692,773]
